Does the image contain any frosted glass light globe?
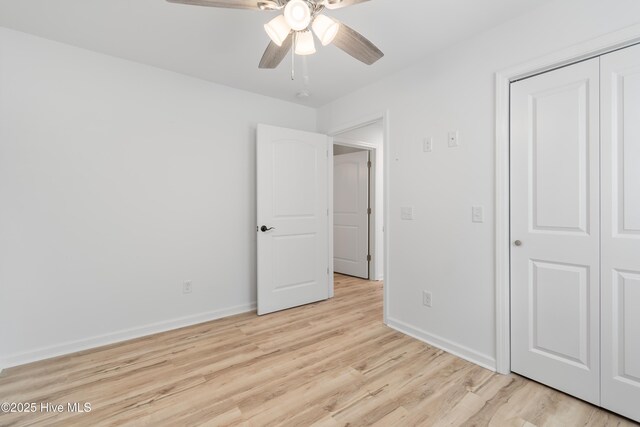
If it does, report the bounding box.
[264,15,291,46]
[284,0,311,31]
[295,30,316,55]
[312,14,339,46]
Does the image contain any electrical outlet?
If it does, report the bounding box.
[183,280,193,294]
[423,291,432,308]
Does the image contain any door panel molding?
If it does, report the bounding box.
[529,260,591,369]
[611,69,640,237]
[612,270,640,383]
[529,81,591,235]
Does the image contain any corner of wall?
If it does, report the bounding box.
[386,317,497,372]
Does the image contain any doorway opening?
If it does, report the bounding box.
[331,120,384,282]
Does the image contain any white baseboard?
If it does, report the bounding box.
[0,303,256,370]
[386,317,496,372]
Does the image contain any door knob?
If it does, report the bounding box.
[514,240,522,246]
[260,225,275,232]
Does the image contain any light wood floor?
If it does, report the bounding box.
[0,275,636,426]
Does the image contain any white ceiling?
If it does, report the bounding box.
[0,0,549,107]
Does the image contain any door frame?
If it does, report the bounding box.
[494,24,640,374]
[333,139,377,281]
[326,111,390,323]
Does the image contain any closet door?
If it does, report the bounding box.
[601,43,640,423]
[510,58,601,404]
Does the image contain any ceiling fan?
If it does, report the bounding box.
[166,0,384,71]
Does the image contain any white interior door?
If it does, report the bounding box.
[257,124,331,316]
[333,151,369,279]
[510,58,601,404]
[601,43,640,422]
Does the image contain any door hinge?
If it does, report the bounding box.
[367,161,372,168]
[367,254,372,262]
[367,207,372,215]
[327,267,330,275]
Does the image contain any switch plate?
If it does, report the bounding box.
[401,207,414,220]
[423,137,433,152]
[472,206,484,223]
[183,280,193,294]
[448,131,460,147]
[423,291,432,308]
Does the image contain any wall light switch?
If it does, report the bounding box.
[183,280,193,294]
[401,207,414,221]
[472,206,484,223]
[423,137,433,152]
[448,131,460,147]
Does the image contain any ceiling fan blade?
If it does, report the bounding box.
[332,21,384,65]
[259,34,293,69]
[323,0,371,10]
[166,0,261,10]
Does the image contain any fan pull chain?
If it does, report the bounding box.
[291,32,296,81]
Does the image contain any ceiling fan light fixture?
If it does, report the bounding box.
[295,30,316,55]
[257,0,281,10]
[264,15,291,46]
[312,14,339,46]
[284,0,311,31]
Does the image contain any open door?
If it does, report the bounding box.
[333,151,370,279]
[257,124,331,315]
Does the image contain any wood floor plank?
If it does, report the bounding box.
[0,274,636,426]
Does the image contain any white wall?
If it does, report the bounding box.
[0,27,316,368]
[317,0,640,369]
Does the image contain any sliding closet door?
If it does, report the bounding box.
[601,43,640,422]
[510,58,601,404]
